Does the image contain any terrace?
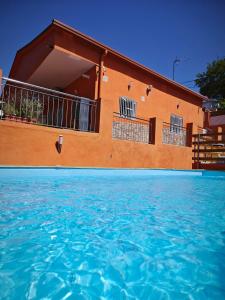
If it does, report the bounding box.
[0,77,100,133]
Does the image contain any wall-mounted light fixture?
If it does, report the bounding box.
[102,66,109,82]
[146,84,153,95]
[56,135,63,153]
[128,81,133,90]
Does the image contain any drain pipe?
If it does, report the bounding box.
[97,49,108,100]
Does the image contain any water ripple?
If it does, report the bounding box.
[0,170,225,299]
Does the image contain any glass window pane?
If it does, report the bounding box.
[119,97,136,118]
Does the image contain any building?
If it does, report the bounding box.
[0,20,205,168]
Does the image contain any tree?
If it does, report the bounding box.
[195,58,225,109]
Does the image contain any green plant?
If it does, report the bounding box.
[21,98,43,120]
[195,57,225,108]
[4,99,19,116]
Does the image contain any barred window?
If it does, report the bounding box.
[170,114,183,133]
[119,97,136,118]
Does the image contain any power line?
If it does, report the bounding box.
[181,79,196,84]
[180,75,208,85]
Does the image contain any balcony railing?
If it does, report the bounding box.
[162,122,187,146]
[0,77,99,133]
[112,112,152,144]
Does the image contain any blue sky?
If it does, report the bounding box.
[0,0,225,91]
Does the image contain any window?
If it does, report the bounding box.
[119,97,136,118]
[170,114,183,133]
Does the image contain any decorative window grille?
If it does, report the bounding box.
[162,114,186,146]
[119,97,136,118]
[170,114,183,133]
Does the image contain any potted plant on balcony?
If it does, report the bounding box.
[4,99,19,121]
[21,97,43,123]
[32,99,43,123]
[20,98,31,122]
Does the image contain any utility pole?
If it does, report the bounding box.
[172,57,181,80]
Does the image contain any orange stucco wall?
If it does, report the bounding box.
[1,24,204,169]
[0,120,193,169]
[101,54,203,130]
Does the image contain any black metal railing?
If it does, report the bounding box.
[112,112,151,143]
[0,77,99,133]
[162,122,187,146]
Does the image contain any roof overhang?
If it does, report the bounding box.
[28,46,95,89]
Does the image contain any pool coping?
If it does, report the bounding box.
[0,166,225,177]
[0,165,205,172]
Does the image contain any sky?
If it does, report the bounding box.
[0,0,225,92]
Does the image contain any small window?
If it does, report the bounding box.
[119,97,136,118]
[170,114,183,133]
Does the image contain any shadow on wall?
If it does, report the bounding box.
[64,66,97,100]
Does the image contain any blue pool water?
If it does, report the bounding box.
[0,168,225,300]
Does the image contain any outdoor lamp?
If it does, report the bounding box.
[128,81,133,90]
[58,135,63,145]
[146,85,153,95]
[56,135,63,153]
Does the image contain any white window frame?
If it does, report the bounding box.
[170,114,183,134]
[119,96,136,118]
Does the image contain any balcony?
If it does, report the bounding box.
[0,77,99,133]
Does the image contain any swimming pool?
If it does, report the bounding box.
[0,168,225,299]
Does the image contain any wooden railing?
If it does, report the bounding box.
[192,132,225,169]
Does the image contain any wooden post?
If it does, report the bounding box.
[149,117,156,144]
[186,123,193,147]
[197,133,200,169]
[153,117,163,145]
[218,126,222,142]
